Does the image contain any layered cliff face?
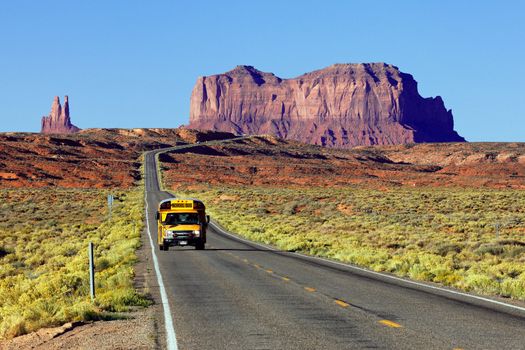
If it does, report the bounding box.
[41,96,81,134]
[189,63,465,147]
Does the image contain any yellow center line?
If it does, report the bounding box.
[266,269,273,274]
[281,277,290,282]
[304,287,316,292]
[253,264,261,268]
[335,300,350,308]
[243,259,249,263]
[379,320,402,328]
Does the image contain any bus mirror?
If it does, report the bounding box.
[206,215,210,224]
[155,212,160,220]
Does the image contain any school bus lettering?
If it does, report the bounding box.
[171,202,193,209]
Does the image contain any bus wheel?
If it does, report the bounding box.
[195,241,205,250]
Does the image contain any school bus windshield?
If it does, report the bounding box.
[164,212,200,225]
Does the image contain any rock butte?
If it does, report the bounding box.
[189,63,465,147]
[41,96,81,134]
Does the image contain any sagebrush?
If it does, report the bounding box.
[0,187,148,339]
[177,185,525,300]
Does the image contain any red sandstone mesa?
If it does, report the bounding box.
[41,95,81,134]
[189,63,465,147]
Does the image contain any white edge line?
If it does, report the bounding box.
[145,159,178,350]
[158,142,525,315]
[208,220,525,314]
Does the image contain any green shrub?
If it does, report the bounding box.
[0,246,8,258]
[475,244,505,256]
[433,243,464,256]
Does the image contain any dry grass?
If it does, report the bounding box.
[0,187,148,339]
[177,184,525,300]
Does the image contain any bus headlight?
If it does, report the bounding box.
[193,230,200,236]
[165,230,174,238]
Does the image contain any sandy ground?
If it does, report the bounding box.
[0,228,162,350]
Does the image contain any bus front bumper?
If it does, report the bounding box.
[164,234,200,246]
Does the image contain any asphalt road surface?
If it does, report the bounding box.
[144,147,525,350]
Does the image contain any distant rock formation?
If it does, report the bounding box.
[189,63,465,147]
[41,96,80,134]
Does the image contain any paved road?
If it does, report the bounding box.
[144,148,525,350]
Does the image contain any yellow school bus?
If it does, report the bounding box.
[156,198,209,251]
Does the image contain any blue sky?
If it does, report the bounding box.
[0,1,523,141]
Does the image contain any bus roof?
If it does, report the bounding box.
[158,198,205,211]
[159,197,177,206]
[158,197,204,205]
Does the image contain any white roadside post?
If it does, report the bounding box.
[108,194,114,220]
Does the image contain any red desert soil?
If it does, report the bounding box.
[0,128,235,189]
[3,129,521,191]
[161,136,525,190]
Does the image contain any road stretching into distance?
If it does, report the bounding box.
[144,143,525,350]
